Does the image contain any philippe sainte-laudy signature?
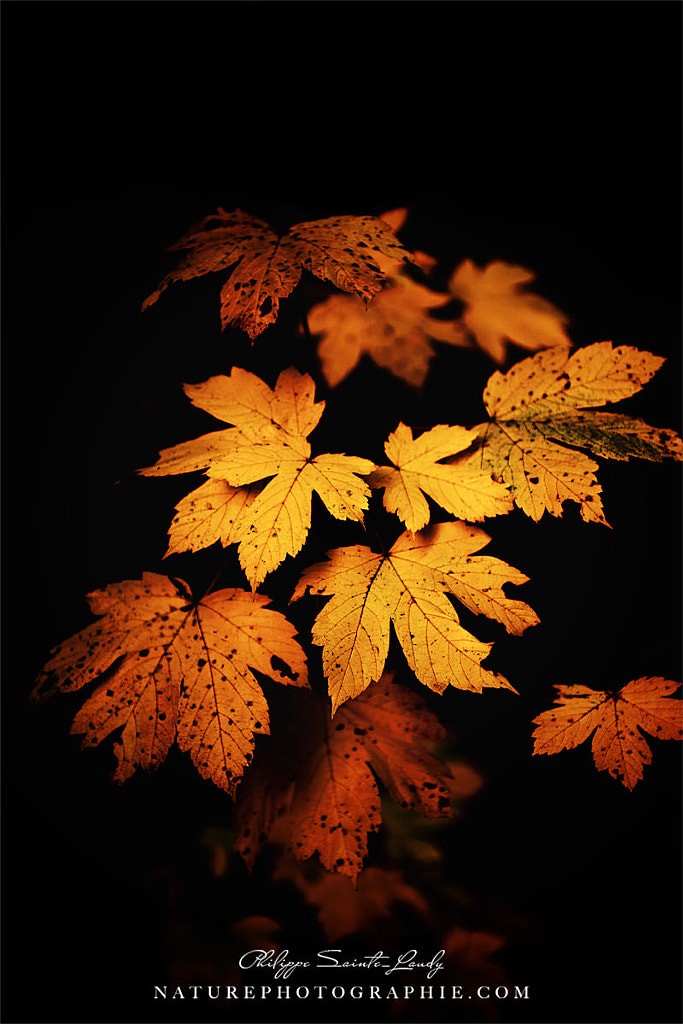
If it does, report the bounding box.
[238,949,445,980]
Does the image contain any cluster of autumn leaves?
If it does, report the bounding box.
[34,206,682,882]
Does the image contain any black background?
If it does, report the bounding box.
[2,3,681,1023]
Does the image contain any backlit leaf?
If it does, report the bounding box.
[369,422,513,531]
[140,366,375,588]
[474,342,683,524]
[449,259,571,363]
[33,573,308,792]
[234,674,455,881]
[532,677,683,789]
[309,276,468,388]
[142,208,415,338]
[292,521,538,712]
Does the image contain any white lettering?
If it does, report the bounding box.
[172,987,185,1000]
[478,986,490,999]
[277,986,290,999]
[420,986,433,998]
[515,986,531,999]
[244,986,255,999]
[331,986,345,998]
[208,986,221,999]
[350,986,363,999]
[495,986,509,999]
[452,985,464,999]
[153,986,167,1000]
[370,986,381,998]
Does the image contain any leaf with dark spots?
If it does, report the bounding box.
[142,207,416,338]
[234,673,456,882]
[33,573,308,793]
[532,676,682,789]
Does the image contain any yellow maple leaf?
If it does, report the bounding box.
[532,677,683,789]
[292,521,539,713]
[140,366,375,588]
[33,573,308,793]
[449,259,571,363]
[474,342,683,524]
[142,208,415,338]
[234,674,455,881]
[368,422,513,531]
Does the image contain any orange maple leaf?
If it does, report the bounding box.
[532,677,683,789]
[234,674,455,881]
[292,521,538,712]
[308,275,469,388]
[474,342,683,525]
[368,422,513,531]
[142,208,415,338]
[449,259,572,363]
[33,573,308,793]
[139,366,375,588]
[307,207,466,387]
[273,857,429,940]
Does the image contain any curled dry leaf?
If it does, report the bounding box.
[234,674,455,882]
[139,366,375,588]
[474,342,683,525]
[369,422,513,531]
[33,573,308,793]
[532,677,683,789]
[142,208,415,338]
[449,259,571,363]
[292,521,539,712]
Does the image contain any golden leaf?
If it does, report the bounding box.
[292,522,538,712]
[33,573,308,792]
[449,259,571,363]
[368,422,513,531]
[532,677,683,789]
[309,275,468,387]
[474,342,683,524]
[234,674,455,881]
[142,208,415,338]
[140,366,375,588]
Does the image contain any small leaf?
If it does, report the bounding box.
[449,259,571,363]
[532,677,683,789]
[369,422,513,531]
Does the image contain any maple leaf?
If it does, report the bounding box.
[234,674,455,881]
[33,573,308,793]
[306,205,467,387]
[448,258,572,363]
[473,342,683,525]
[292,521,539,712]
[308,276,469,387]
[532,677,683,789]
[139,366,375,588]
[273,857,429,940]
[142,208,415,338]
[368,422,513,531]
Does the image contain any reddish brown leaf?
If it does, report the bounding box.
[234,674,456,881]
[142,208,415,338]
